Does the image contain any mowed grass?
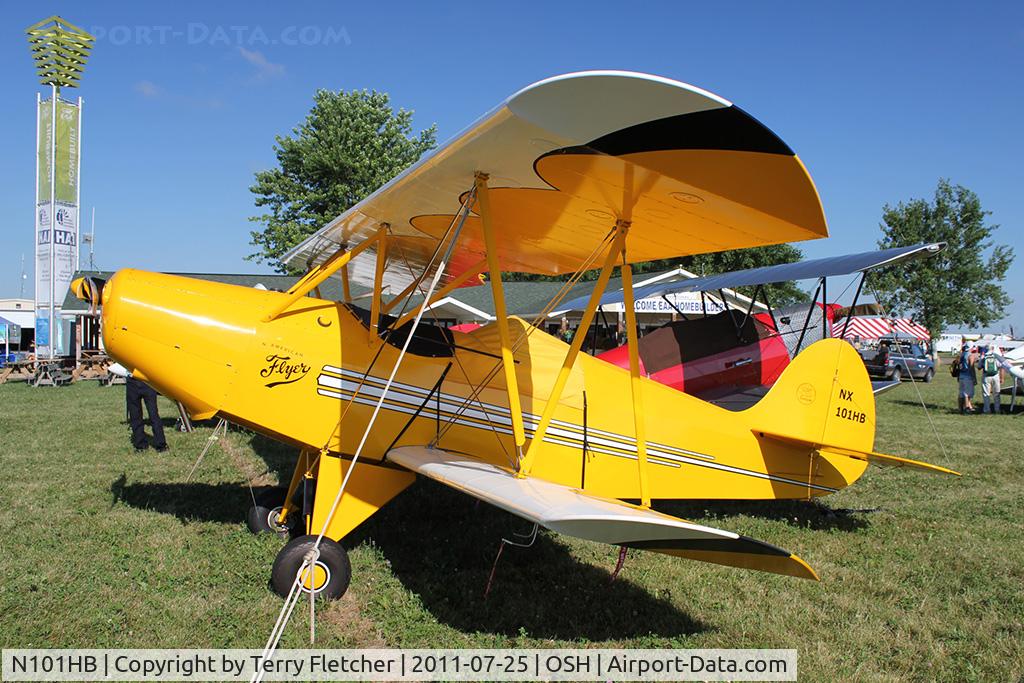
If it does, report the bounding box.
[1,369,1022,681]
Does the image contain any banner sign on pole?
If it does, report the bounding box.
[34,95,80,357]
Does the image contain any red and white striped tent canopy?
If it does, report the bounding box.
[832,316,930,340]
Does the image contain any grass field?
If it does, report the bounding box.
[1,369,1022,681]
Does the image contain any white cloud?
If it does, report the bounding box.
[134,80,161,97]
[132,80,222,110]
[237,47,285,81]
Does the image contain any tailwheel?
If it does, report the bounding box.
[271,535,351,600]
[246,487,298,538]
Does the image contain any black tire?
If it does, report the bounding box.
[923,368,934,383]
[271,535,351,600]
[891,366,903,382]
[246,487,295,537]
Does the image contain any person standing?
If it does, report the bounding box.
[126,375,168,452]
[559,317,573,344]
[957,343,978,414]
[979,345,1004,414]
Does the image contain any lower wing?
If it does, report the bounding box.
[388,446,818,580]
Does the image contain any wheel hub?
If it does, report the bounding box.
[267,506,290,533]
[299,561,330,593]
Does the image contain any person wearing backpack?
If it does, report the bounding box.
[979,345,1004,414]
[957,343,978,414]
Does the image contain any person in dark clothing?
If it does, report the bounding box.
[126,376,168,451]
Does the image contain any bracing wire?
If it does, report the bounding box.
[867,284,952,464]
[388,236,514,465]
[430,227,619,447]
[304,190,479,474]
[252,188,474,681]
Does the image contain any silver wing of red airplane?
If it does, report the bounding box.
[562,242,946,311]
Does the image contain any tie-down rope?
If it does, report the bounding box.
[250,190,473,683]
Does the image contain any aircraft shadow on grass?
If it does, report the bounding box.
[115,431,870,638]
[653,499,871,533]
[114,424,867,639]
[111,472,708,640]
[112,423,869,640]
[110,474,273,525]
[886,397,1023,415]
[348,480,709,640]
[886,398,961,413]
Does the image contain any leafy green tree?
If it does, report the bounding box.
[248,89,436,272]
[871,179,1013,337]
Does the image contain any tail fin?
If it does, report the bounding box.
[749,338,876,453]
[750,339,958,477]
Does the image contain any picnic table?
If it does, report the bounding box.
[73,351,113,382]
[32,360,74,387]
[0,359,37,384]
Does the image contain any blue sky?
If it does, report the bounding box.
[2,2,1021,331]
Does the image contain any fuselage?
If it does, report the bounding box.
[101,269,868,500]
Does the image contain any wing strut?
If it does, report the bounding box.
[516,220,653,507]
[476,172,528,451]
[263,231,382,322]
[518,222,629,478]
[620,234,652,508]
[369,227,389,341]
[340,263,352,303]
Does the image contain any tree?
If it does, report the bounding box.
[248,89,436,272]
[871,179,1013,337]
[505,243,807,305]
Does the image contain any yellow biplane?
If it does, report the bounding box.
[76,71,957,600]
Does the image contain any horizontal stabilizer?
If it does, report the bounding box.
[388,446,818,580]
[757,430,960,476]
[871,380,901,395]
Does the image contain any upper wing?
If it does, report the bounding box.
[284,71,828,285]
[388,445,818,580]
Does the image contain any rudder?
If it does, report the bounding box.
[748,338,875,456]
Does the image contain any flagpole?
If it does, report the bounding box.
[48,83,57,359]
[76,96,83,273]
[33,92,40,353]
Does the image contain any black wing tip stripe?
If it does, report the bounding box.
[622,534,793,557]
[585,106,794,157]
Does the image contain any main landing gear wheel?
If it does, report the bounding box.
[246,487,297,538]
[271,535,351,600]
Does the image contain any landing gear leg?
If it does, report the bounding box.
[267,453,414,600]
[246,450,313,537]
